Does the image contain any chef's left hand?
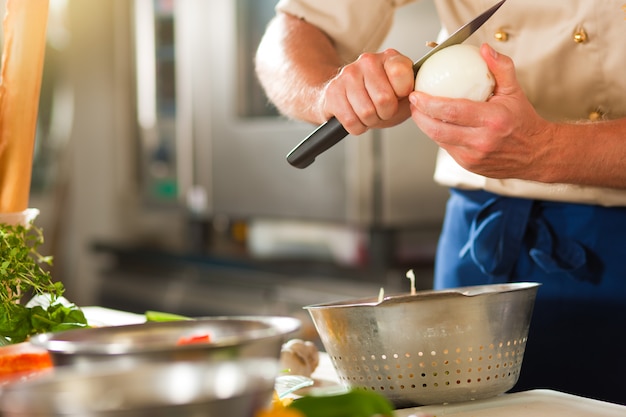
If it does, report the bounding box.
[408,44,552,181]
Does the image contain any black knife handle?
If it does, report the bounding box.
[286,116,348,168]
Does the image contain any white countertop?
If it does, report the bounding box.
[395,390,626,417]
[82,306,146,327]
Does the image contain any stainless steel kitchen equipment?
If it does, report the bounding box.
[0,358,277,417]
[30,316,300,368]
[305,282,539,408]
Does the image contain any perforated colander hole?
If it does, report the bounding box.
[381,354,387,360]
[404,352,411,358]
[393,353,399,359]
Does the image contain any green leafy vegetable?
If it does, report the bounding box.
[0,221,88,344]
[145,310,192,322]
[288,389,395,417]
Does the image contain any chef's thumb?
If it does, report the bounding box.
[480,43,518,96]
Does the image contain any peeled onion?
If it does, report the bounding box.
[414,44,495,101]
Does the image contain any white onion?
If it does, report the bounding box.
[414,44,495,101]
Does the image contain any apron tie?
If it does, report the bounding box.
[460,196,588,280]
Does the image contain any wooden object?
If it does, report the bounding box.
[0,0,49,212]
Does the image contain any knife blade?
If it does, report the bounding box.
[286,0,506,169]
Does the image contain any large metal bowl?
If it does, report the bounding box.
[0,358,278,416]
[305,283,539,408]
[29,316,300,368]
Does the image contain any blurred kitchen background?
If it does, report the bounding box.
[9,0,446,334]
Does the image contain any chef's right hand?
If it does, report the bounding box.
[321,48,415,135]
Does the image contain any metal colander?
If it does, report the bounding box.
[305,282,539,408]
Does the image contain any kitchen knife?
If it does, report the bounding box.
[286,0,506,169]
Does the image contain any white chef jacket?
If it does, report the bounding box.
[275,0,626,206]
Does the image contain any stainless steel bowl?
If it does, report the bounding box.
[305,283,539,408]
[0,358,278,416]
[30,316,300,368]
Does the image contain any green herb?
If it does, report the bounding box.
[288,389,395,417]
[0,221,88,344]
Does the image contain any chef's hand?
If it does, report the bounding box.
[408,43,552,181]
[322,48,415,135]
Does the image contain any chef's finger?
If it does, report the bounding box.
[409,91,490,128]
[383,52,415,98]
[480,43,518,97]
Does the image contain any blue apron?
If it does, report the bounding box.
[435,188,626,404]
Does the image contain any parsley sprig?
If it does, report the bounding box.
[0,221,88,345]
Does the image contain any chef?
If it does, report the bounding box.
[255,0,626,405]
